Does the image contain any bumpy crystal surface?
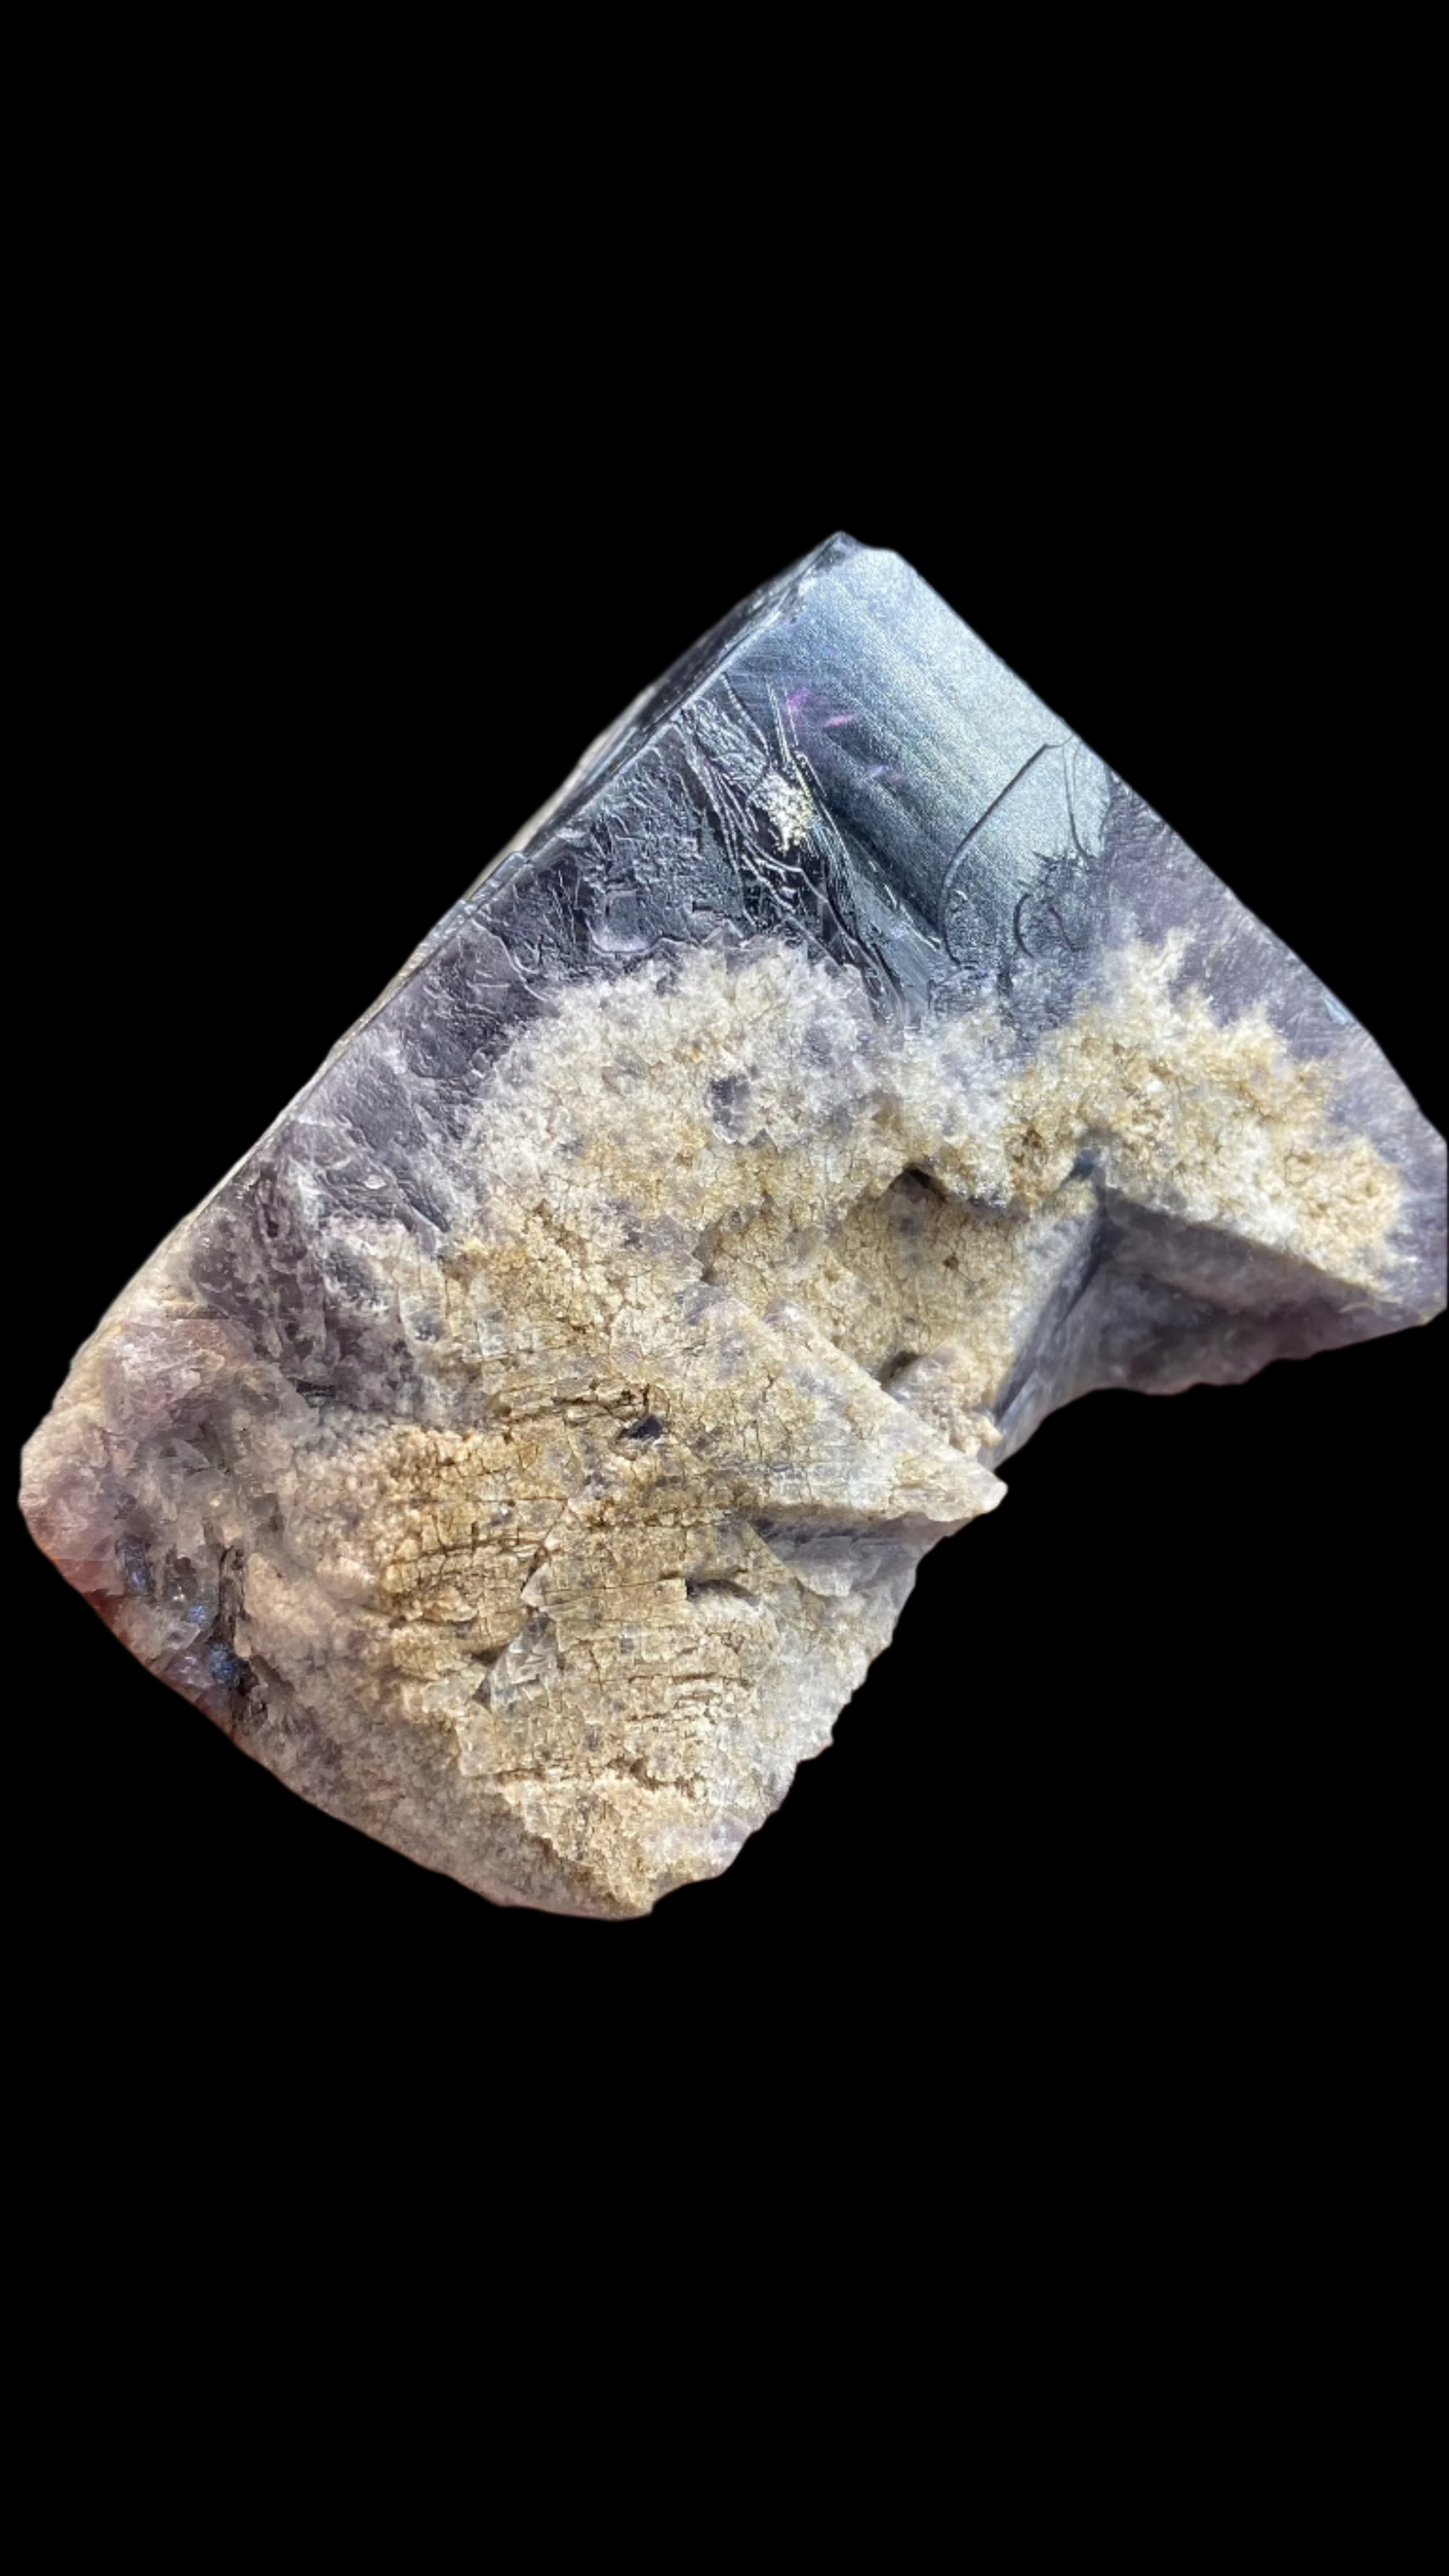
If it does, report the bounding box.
[21,538,1446,1916]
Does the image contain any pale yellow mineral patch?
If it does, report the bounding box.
[211,937,1398,1913]
[1001,936,1400,1281]
[23,934,1406,1917]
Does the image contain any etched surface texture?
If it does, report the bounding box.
[21,538,1446,1916]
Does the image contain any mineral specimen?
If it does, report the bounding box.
[21,538,1446,1917]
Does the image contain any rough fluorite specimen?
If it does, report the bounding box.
[22,538,1446,1917]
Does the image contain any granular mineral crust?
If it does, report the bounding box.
[21,538,1446,1917]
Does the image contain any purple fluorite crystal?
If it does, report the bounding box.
[21,539,1446,1915]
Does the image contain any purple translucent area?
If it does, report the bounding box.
[16,536,1446,1919]
[159,535,1440,1421]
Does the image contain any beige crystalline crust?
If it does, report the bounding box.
[22,936,1405,1917]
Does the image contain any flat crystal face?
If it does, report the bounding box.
[20,538,1447,1917]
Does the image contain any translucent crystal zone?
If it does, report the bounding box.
[21,536,1446,1919]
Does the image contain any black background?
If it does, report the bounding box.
[13,310,1442,2128]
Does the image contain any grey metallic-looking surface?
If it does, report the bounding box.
[184,532,1443,1412]
[21,535,1446,1918]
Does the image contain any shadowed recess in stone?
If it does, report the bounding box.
[21,537,1446,1918]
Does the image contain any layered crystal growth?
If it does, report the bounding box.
[22,538,1445,1916]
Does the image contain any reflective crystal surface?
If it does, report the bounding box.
[22,538,1446,1916]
